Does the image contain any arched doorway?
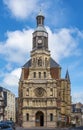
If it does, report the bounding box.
[35,111,44,127]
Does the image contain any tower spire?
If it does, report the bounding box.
[65,69,70,83]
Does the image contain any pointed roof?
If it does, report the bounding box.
[65,69,70,82]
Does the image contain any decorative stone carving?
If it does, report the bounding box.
[33,58,36,67]
[50,88,53,96]
[45,58,50,67]
[34,87,45,97]
[26,88,29,96]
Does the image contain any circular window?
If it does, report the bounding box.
[35,87,45,97]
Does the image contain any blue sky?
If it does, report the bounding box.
[0,0,83,103]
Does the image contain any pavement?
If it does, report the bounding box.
[16,126,83,130]
[16,126,69,130]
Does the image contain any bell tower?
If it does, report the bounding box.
[29,11,51,80]
[32,11,48,51]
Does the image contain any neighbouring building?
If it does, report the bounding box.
[15,97,19,124]
[0,86,16,122]
[0,87,5,121]
[71,102,83,126]
[18,11,71,128]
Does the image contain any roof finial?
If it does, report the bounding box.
[38,8,44,17]
[39,8,42,13]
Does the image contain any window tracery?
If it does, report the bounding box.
[34,87,45,97]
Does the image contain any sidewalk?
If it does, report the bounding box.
[16,126,70,130]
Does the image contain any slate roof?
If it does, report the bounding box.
[23,58,60,68]
[35,25,47,32]
[50,58,60,68]
[23,59,31,68]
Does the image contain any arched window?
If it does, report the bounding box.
[26,113,29,121]
[34,72,36,78]
[50,113,53,121]
[44,72,46,78]
[39,72,41,78]
[50,88,53,96]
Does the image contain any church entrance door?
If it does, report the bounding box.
[35,111,44,127]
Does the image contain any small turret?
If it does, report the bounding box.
[36,10,45,26]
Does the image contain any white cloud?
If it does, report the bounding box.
[5,63,13,71]
[1,68,21,96]
[3,68,21,87]
[0,28,33,64]
[0,27,82,64]
[47,27,81,61]
[3,0,69,28]
[3,0,38,19]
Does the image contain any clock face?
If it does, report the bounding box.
[38,39,42,44]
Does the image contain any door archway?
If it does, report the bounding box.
[35,111,44,127]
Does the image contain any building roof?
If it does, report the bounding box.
[50,58,60,68]
[35,25,47,32]
[0,86,7,91]
[76,102,82,109]
[23,57,60,68]
[0,86,15,95]
[23,59,31,68]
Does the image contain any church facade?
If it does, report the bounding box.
[18,12,71,128]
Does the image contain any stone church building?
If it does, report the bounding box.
[18,12,71,128]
